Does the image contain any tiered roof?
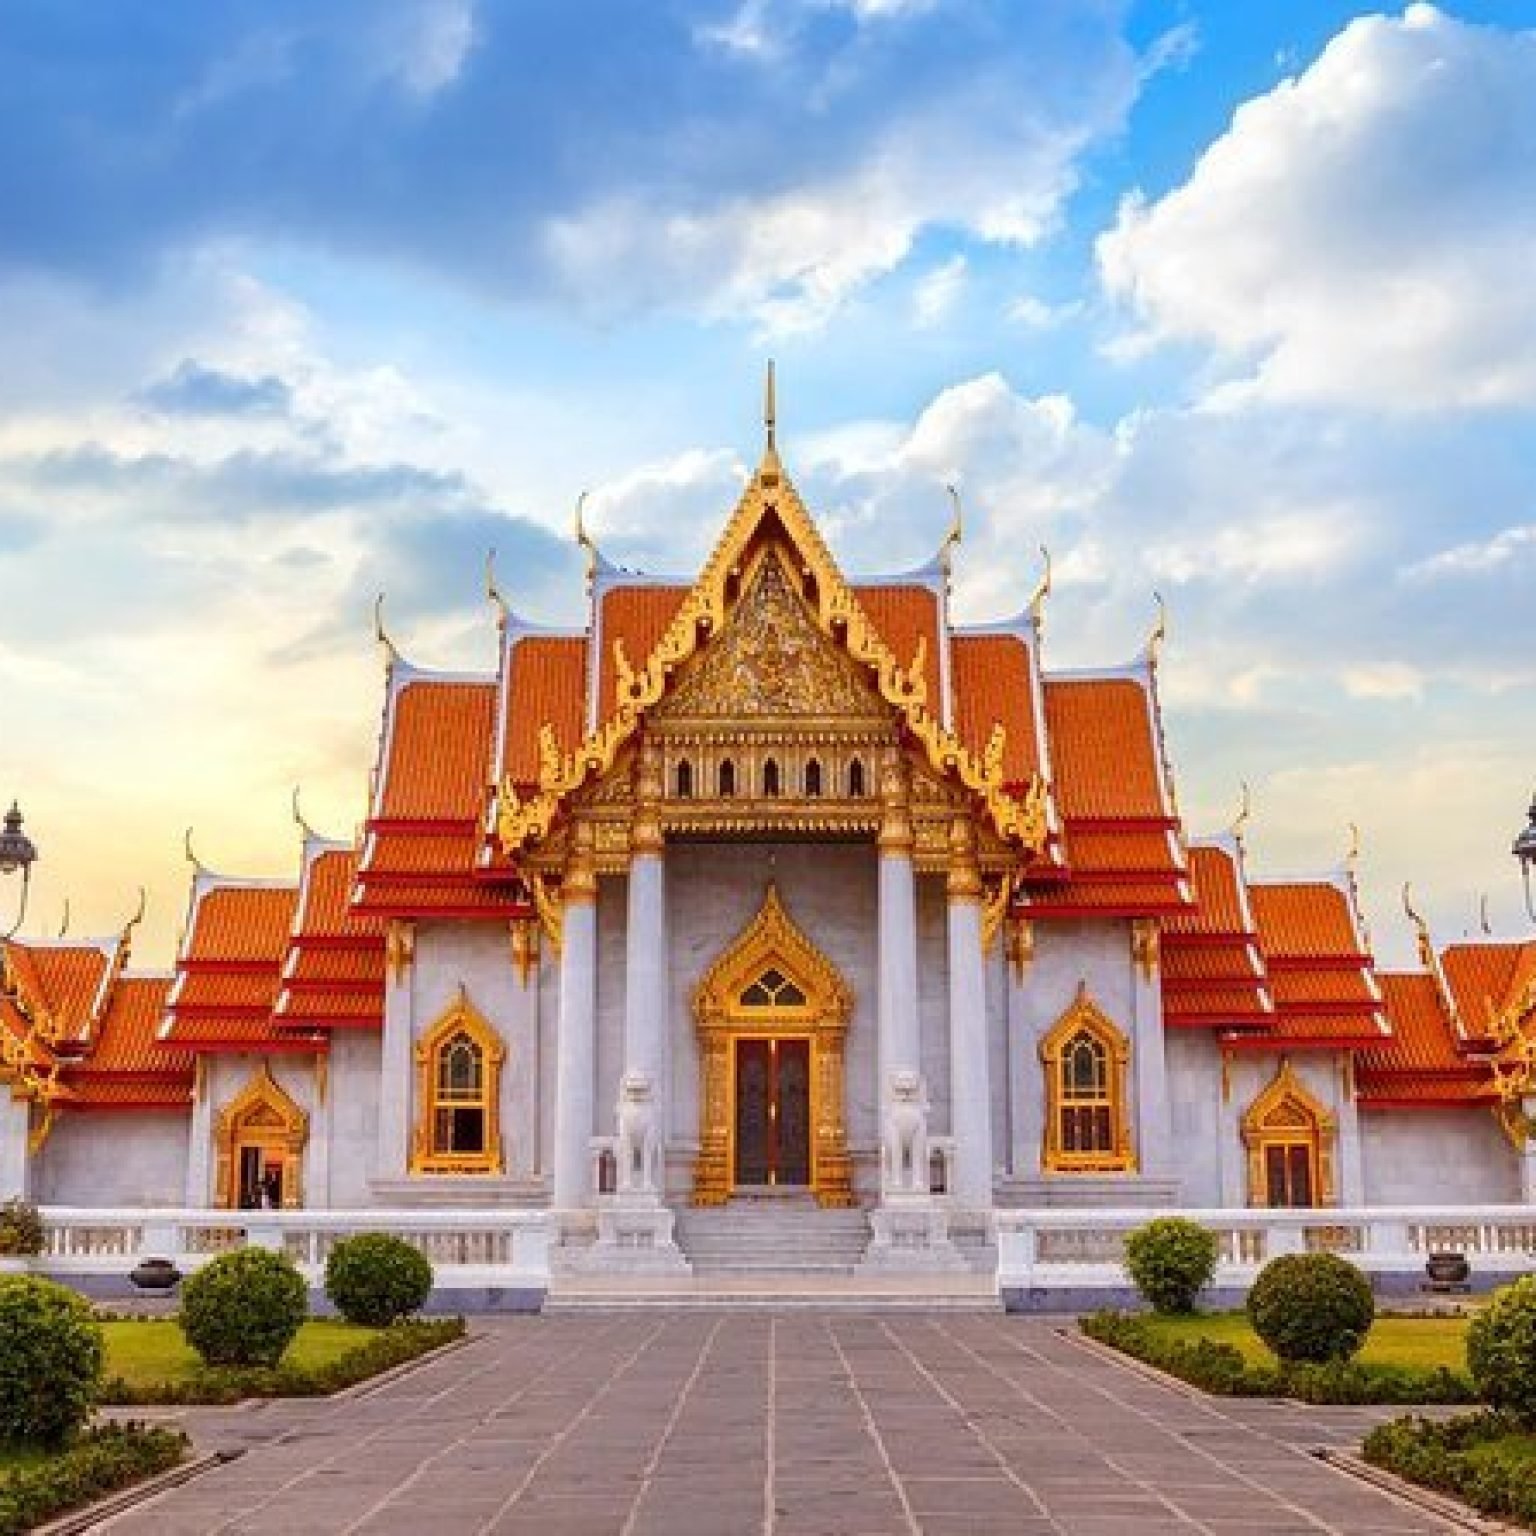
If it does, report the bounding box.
[275,839,386,1031]
[1161,840,1273,1030]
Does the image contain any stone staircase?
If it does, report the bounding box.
[674,1197,871,1276]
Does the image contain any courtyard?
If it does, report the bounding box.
[95,1314,1460,1536]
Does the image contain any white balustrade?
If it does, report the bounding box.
[34,1207,552,1292]
[994,1204,1536,1295]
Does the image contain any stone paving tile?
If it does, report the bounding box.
[96,1314,1464,1535]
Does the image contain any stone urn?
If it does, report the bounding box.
[129,1257,182,1293]
[1425,1251,1470,1287]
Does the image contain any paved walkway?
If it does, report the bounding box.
[100,1316,1458,1535]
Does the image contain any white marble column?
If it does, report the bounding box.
[184,1058,213,1206]
[1520,1101,1536,1203]
[946,818,993,1208]
[1130,919,1173,1179]
[623,746,669,1125]
[552,823,599,1212]
[0,1096,31,1201]
[877,750,921,1126]
[375,920,415,1181]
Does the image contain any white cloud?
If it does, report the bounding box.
[1098,6,1536,408]
[1407,523,1536,579]
[912,254,967,328]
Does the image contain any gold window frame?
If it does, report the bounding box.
[213,1062,309,1209]
[411,987,506,1175]
[1040,983,1136,1173]
[1241,1057,1336,1207]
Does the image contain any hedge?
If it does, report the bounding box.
[1080,1311,1476,1406]
[103,1317,465,1406]
[1363,1412,1536,1529]
[0,1423,188,1536]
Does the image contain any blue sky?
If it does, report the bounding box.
[0,1,1532,962]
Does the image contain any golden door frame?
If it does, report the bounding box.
[1241,1057,1337,1207]
[691,884,854,1207]
[213,1062,309,1209]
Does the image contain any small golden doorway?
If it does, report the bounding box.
[734,1036,811,1187]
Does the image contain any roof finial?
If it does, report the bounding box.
[764,359,777,455]
[1028,545,1053,633]
[1479,892,1493,936]
[939,484,963,581]
[56,899,70,939]
[574,491,598,589]
[1146,591,1168,667]
[1346,821,1362,868]
[1229,780,1252,844]
[121,886,147,939]
[183,827,206,876]
[1402,882,1434,968]
[373,593,401,667]
[486,547,510,625]
[292,785,318,841]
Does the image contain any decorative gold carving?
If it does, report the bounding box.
[410,987,506,1175]
[529,873,563,954]
[1131,918,1160,981]
[564,821,598,907]
[980,876,1010,952]
[947,816,982,904]
[878,746,914,855]
[1005,915,1034,982]
[1241,1057,1337,1207]
[497,454,1050,857]
[631,740,665,857]
[385,920,414,985]
[690,884,854,1208]
[510,917,540,985]
[214,1062,308,1209]
[1040,983,1136,1173]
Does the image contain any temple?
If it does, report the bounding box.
[4,380,1535,1279]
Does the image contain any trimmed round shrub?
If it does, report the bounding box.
[324,1234,433,1327]
[179,1247,307,1367]
[1467,1275,1536,1427]
[1124,1217,1220,1315]
[0,1274,104,1445]
[1246,1252,1375,1364]
[0,1198,43,1257]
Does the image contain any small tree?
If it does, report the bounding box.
[179,1247,307,1368]
[325,1234,433,1327]
[1246,1252,1375,1364]
[1467,1276,1536,1427]
[1124,1218,1219,1314]
[0,1275,104,1445]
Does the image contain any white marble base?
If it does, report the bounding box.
[575,1195,692,1275]
[858,1198,967,1274]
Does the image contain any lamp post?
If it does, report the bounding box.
[0,803,38,939]
[1514,791,1536,925]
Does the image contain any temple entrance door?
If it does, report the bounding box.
[734,1037,811,1188]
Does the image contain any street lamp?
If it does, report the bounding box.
[0,803,38,939]
[1514,790,1536,924]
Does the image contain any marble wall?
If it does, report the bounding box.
[1360,1107,1520,1205]
[35,1111,187,1207]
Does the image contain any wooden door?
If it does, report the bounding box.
[734,1038,812,1188]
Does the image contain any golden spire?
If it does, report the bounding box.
[1480,893,1493,936]
[183,827,207,876]
[485,547,510,625]
[121,886,147,941]
[1146,591,1168,667]
[291,785,318,841]
[1402,882,1434,968]
[1345,821,1362,869]
[574,491,598,590]
[56,899,70,939]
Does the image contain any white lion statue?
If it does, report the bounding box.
[615,1070,662,1195]
[882,1068,929,1196]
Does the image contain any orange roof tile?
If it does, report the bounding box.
[1166,844,1251,936]
[81,976,190,1075]
[1365,973,1470,1076]
[501,635,588,788]
[950,634,1041,785]
[597,586,688,720]
[66,1076,192,1110]
[293,848,384,941]
[284,948,385,987]
[853,585,942,706]
[377,678,496,822]
[2,940,116,1044]
[1249,882,1363,962]
[1440,941,1531,1038]
[275,988,383,1028]
[187,886,297,966]
[1043,676,1168,822]
[172,971,283,1013]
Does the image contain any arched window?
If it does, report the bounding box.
[763,758,781,797]
[847,758,866,798]
[1040,985,1134,1172]
[675,759,693,798]
[805,759,823,797]
[740,966,808,1010]
[719,758,736,798]
[413,990,505,1174]
[1242,1060,1335,1208]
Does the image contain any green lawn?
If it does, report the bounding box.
[102,1319,385,1389]
[1136,1311,1468,1371]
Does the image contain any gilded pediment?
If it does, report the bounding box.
[656,551,890,725]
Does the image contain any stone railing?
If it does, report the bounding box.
[995,1205,1536,1296]
[33,1207,552,1300]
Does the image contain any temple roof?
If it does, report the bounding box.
[1161,840,1273,1029]
[276,840,385,1032]
[1357,971,1496,1107]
